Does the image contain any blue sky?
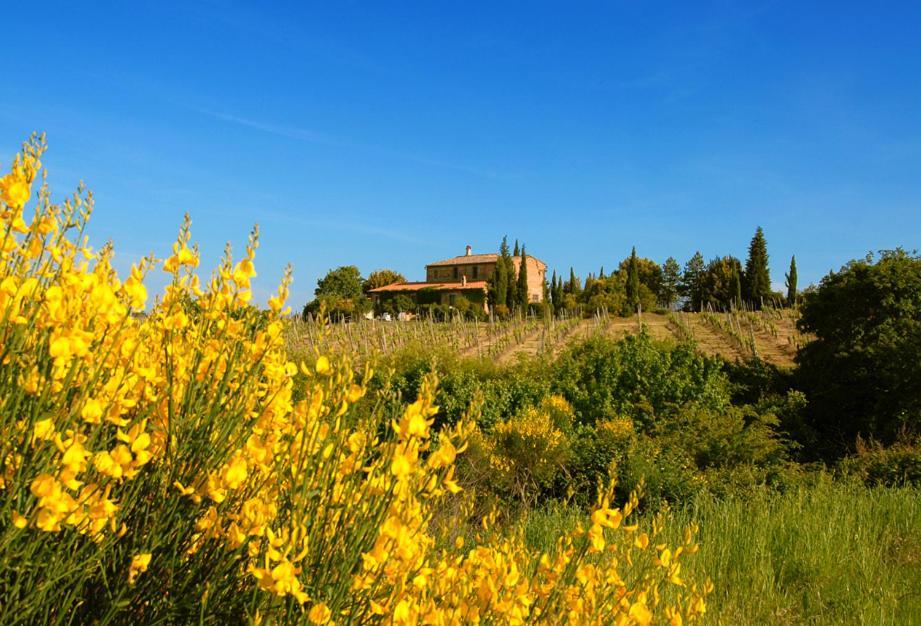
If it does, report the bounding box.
[2,1,919,306]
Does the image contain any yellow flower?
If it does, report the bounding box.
[31,418,56,443]
[391,450,412,479]
[629,601,652,626]
[81,398,104,423]
[11,511,27,529]
[128,553,152,585]
[307,602,332,624]
[0,168,30,208]
[315,355,331,376]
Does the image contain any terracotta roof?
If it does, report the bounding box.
[427,254,546,268]
[368,280,489,294]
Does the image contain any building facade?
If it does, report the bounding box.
[369,245,547,313]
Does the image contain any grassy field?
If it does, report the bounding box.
[521,481,921,625]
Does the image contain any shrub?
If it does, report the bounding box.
[553,332,730,427]
[0,137,709,624]
[838,437,921,486]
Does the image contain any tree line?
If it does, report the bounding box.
[545,226,798,316]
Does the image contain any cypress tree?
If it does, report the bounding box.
[490,236,510,308]
[785,255,798,307]
[517,246,530,311]
[599,266,605,280]
[568,267,581,296]
[744,226,771,307]
[550,270,558,311]
[513,240,520,257]
[553,271,564,313]
[626,247,640,312]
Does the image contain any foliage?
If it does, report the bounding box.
[552,332,730,428]
[516,245,529,310]
[660,256,681,309]
[743,226,771,306]
[785,255,798,306]
[625,247,641,314]
[0,137,710,625]
[838,436,921,487]
[796,249,921,454]
[681,252,706,312]
[466,396,573,506]
[488,235,511,309]
[304,265,370,320]
[362,268,406,294]
[699,256,743,311]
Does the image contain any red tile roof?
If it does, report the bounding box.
[368,280,489,294]
[427,254,546,268]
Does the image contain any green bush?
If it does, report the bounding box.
[552,331,730,427]
[838,437,921,486]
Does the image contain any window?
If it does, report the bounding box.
[453,267,458,280]
[473,265,479,279]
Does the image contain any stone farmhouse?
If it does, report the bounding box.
[369,245,547,313]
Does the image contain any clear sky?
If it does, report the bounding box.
[2,1,919,306]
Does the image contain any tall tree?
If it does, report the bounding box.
[744,226,771,307]
[598,266,605,280]
[681,252,706,311]
[625,247,640,312]
[489,236,511,308]
[567,267,581,296]
[513,240,520,257]
[517,245,530,310]
[659,257,681,309]
[554,272,565,314]
[785,255,798,307]
[549,270,558,312]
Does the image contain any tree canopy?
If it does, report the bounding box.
[304,265,370,319]
[363,269,406,294]
[796,249,921,454]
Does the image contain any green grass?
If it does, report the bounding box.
[521,480,921,625]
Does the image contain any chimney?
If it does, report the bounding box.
[465,245,472,256]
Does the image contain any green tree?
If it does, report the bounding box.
[796,249,921,454]
[362,269,406,295]
[700,256,743,310]
[552,271,565,315]
[680,252,706,311]
[744,226,771,307]
[489,236,511,309]
[304,265,370,320]
[517,245,530,311]
[625,247,640,313]
[513,239,520,257]
[659,257,681,310]
[566,267,581,296]
[729,264,742,309]
[785,255,798,306]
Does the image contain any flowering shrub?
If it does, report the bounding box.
[0,136,710,624]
